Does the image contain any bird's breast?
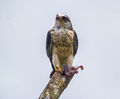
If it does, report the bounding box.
[51,29,74,47]
[51,29,74,57]
[55,46,73,57]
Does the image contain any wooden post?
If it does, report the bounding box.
[39,65,83,99]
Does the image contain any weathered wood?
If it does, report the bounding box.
[39,65,83,99]
[39,71,74,99]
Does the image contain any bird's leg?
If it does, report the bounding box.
[55,64,84,77]
[55,64,63,73]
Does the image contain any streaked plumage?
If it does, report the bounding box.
[46,14,78,77]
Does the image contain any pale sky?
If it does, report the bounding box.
[0,0,120,99]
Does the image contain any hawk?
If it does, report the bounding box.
[46,14,78,77]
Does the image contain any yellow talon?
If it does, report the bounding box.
[58,66,63,73]
[55,68,59,72]
[55,66,63,73]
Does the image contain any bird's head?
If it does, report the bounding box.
[55,14,73,30]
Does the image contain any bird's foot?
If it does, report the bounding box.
[55,64,63,74]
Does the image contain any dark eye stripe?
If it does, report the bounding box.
[62,16,69,22]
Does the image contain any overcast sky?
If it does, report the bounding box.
[0,0,120,99]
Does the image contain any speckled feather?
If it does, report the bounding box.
[46,29,78,67]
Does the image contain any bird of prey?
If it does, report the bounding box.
[46,14,78,77]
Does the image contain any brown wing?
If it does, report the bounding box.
[73,31,78,56]
[46,30,54,70]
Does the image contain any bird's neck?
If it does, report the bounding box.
[54,25,73,31]
[54,22,73,30]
